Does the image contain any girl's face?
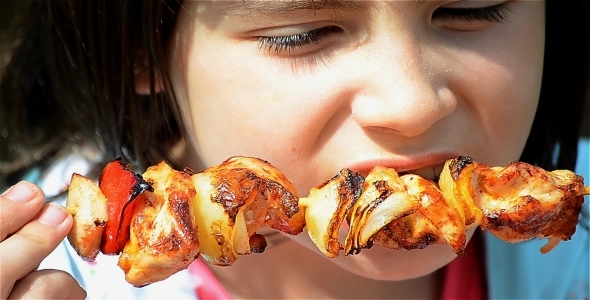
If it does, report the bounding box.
[166,0,545,280]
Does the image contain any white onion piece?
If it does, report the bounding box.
[304,169,363,258]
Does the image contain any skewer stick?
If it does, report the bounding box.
[298,197,311,208]
[582,186,590,196]
[66,207,78,216]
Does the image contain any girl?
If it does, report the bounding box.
[1,0,588,299]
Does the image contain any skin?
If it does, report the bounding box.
[165,0,545,298]
[0,0,545,299]
[0,181,86,299]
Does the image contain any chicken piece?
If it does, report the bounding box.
[66,173,108,261]
[118,162,200,287]
[445,156,588,253]
[406,174,468,254]
[301,169,364,258]
[373,174,467,255]
[191,156,305,266]
[372,210,444,251]
[219,156,305,235]
[344,167,421,255]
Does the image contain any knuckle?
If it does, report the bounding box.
[16,226,61,248]
[27,276,54,296]
[9,270,76,299]
[17,230,51,247]
[0,198,45,241]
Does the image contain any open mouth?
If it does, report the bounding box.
[357,162,446,182]
[399,163,446,182]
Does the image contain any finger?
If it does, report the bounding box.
[0,203,73,299]
[8,269,87,300]
[0,181,46,241]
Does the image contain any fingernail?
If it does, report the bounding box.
[38,204,68,226]
[1,181,36,202]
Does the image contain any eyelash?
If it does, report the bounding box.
[258,26,341,54]
[432,2,510,23]
[258,2,510,54]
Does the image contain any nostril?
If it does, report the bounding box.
[437,88,457,114]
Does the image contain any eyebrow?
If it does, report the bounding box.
[219,1,372,16]
[219,0,430,17]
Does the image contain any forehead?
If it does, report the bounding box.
[215,0,371,15]
[182,0,440,24]
[181,0,374,28]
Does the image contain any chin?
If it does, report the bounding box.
[333,243,458,281]
[291,227,476,281]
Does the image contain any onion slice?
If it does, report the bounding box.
[344,167,421,254]
[303,169,364,258]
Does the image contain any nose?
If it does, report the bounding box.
[351,37,456,137]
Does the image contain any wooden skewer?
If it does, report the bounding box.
[62,185,588,217]
[66,207,78,216]
[298,197,311,208]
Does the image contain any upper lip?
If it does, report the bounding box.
[345,152,458,180]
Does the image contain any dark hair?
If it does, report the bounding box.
[520,0,590,171]
[0,0,183,189]
[1,0,589,192]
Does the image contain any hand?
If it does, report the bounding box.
[0,181,87,299]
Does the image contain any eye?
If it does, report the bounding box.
[258,26,342,55]
[433,1,510,28]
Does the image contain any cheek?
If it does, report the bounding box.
[173,37,320,170]
[469,58,541,140]
[488,58,542,164]
[451,28,544,165]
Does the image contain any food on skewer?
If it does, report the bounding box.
[371,173,467,255]
[67,157,306,286]
[301,168,364,258]
[119,162,200,286]
[98,158,152,255]
[191,156,305,266]
[304,156,587,257]
[345,169,455,255]
[444,156,586,253]
[66,155,589,287]
[66,174,108,261]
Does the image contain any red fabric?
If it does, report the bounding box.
[441,230,488,300]
[189,232,488,300]
[189,259,232,300]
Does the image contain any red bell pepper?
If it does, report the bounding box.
[98,157,152,255]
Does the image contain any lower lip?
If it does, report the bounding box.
[347,153,457,175]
